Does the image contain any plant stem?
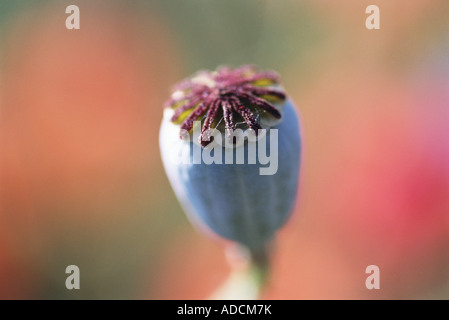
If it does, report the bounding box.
[209,245,271,300]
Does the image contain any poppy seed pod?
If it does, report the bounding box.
[159,66,301,254]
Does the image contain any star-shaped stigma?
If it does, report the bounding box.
[165,65,287,147]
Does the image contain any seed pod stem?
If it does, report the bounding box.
[209,244,271,300]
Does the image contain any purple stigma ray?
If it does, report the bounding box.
[200,99,221,147]
[222,100,235,134]
[236,92,282,119]
[228,96,261,133]
[170,95,202,122]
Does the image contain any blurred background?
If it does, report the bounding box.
[0,0,448,299]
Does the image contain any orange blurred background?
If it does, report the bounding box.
[0,0,448,299]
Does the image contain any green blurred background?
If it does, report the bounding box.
[0,0,448,299]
